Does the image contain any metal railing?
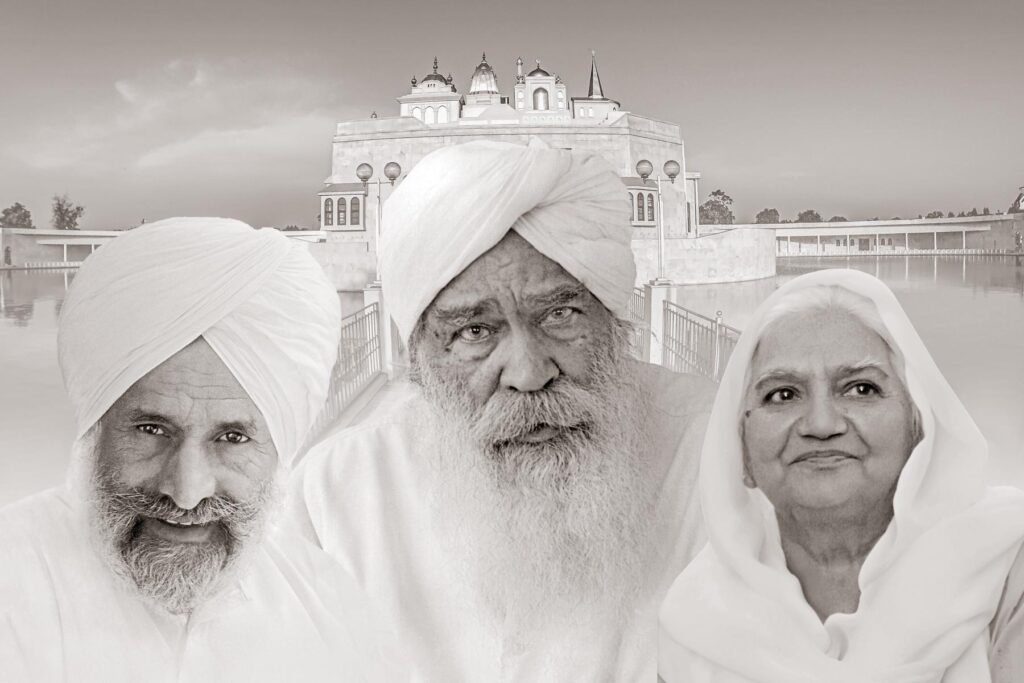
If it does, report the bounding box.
[661,300,741,382]
[306,302,383,442]
[627,287,649,360]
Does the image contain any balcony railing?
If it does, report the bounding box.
[661,301,741,382]
[627,287,649,360]
[305,302,383,445]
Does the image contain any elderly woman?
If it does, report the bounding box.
[659,269,1024,682]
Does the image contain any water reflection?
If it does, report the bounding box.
[778,255,1024,297]
[0,269,74,326]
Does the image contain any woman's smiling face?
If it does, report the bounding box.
[741,308,919,517]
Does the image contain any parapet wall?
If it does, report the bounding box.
[632,228,776,285]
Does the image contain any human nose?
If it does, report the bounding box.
[796,391,848,439]
[497,328,559,393]
[156,440,216,510]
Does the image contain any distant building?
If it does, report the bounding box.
[319,53,701,256]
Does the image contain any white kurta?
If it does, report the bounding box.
[287,361,715,682]
[0,487,406,683]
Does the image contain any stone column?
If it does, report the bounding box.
[363,283,397,380]
[644,281,673,366]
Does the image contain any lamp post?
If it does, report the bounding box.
[636,159,680,283]
[356,161,402,283]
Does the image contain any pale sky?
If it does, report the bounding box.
[1,0,1021,229]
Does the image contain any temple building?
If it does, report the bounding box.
[318,52,702,262]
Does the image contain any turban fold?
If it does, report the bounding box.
[58,217,341,466]
[379,139,635,342]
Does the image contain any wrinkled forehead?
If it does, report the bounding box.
[426,231,594,317]
[746,307,905,391]
[105,338,265,426]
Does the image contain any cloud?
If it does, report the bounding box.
[6,59,361,174]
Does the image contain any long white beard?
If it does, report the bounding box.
[415,331,655,634]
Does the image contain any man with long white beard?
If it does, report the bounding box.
[0,218,403,683]
[288,140,717,681]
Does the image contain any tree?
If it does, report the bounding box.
[795,209,822,223]
[699,189,735,225]
[947,212,955,218]
[1,202,34,229]
[983,207,991,215]
[925,211,945,219]
[52,194,85,230]
[967,208,979,217]
[754,208,780,224]
[828,216,848,222]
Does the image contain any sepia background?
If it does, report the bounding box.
[2,0,1022,504]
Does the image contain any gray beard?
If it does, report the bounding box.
[414,330,655,634]
[86,461,278,616]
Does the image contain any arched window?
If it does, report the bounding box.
[636,193,645,222]
[647,194,655,223]
[412,107,422,121]
[350,197,361,225]
[533,88,549,110]
[438,105,449,123]
[425,106,436,124]
[324,198,333,226]
[337,198,347,226]
[588,106,594,117]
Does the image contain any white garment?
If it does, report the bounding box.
[0,487,407,683]
[380,139,635,342]
[288,363,714,682]
[658,269,1024,683]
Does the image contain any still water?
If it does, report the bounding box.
[2,255,1022,505]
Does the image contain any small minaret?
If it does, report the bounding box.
[572,50,620,121]
[397,56,463,123]
[588,50,605,99]
[516,56,524,83]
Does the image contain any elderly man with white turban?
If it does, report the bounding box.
[0,218,403,683]
[287,140,716,681]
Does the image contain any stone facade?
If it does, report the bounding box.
[0,229,116,267]
[319,54,697,257]
[632,229,777,285]
[317,53,785,287]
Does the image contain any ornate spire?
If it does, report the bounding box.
[432,56,438,74]
[482,51,487,62]
[588,50,605,99]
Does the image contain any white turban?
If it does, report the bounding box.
[379,139,635,342]
[57,217,341,466]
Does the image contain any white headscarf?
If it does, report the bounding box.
[58,217,341,467]
[659,269,1024,683]
[379,138,635,342]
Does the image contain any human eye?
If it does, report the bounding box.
[542,306,578,326]
[764,387,798,404]
[843,381,880,398]
[216,431,251,444]
[455,324,494,343]
[136,424,167,437]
